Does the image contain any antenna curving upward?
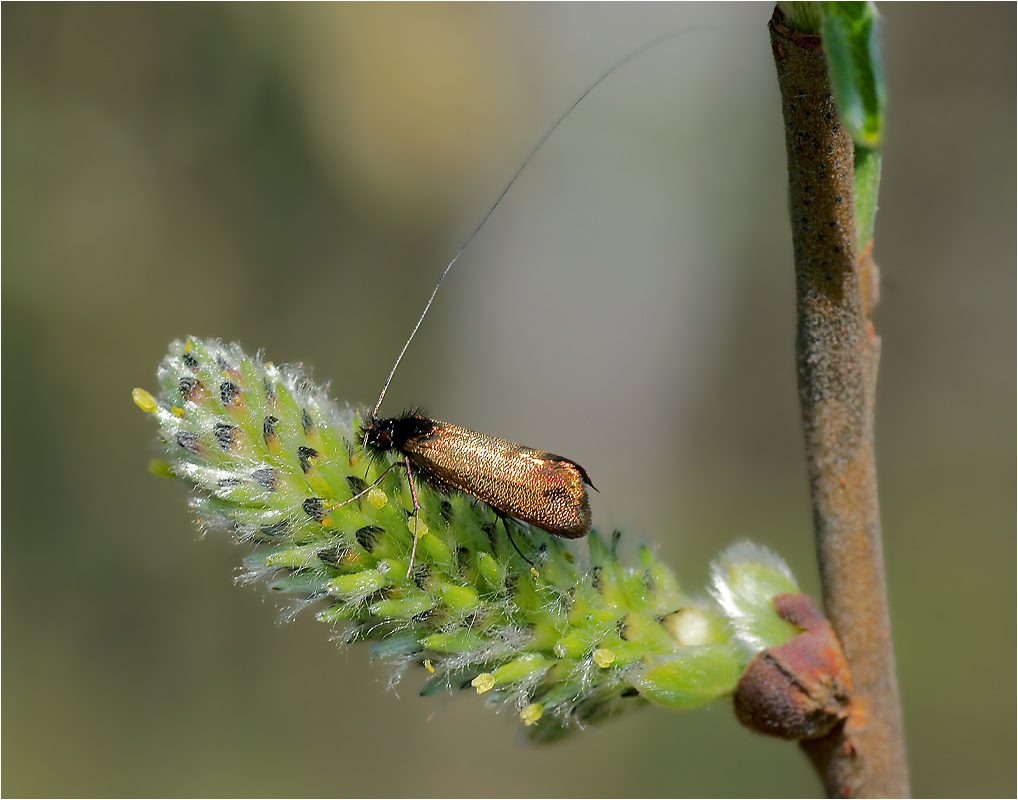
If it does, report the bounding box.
[372,25,711,418]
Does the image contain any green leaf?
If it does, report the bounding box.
[821,2,885,147]
[853,145,882,251]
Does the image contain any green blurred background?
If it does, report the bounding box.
[4,4,1014,796]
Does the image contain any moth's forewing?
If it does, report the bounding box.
[400,421,592,537]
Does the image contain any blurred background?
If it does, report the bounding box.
[4,4,1014,796]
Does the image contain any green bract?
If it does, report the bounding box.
[136,337,803,739]
[820,1,885,148]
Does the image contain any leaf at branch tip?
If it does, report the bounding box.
[820,1,886,148]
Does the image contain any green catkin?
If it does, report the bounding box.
[136,338,803,740]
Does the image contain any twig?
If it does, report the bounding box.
[768,9,908,797]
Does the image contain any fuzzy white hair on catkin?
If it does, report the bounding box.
[709,540,798,653]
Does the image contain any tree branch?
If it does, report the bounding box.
[768,8,908,797]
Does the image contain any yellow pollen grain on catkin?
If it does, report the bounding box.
[521,704,543,726]
[171,406,185,417]
[424,659,435,674]
[366,487,388,508]
[132,388,157,414]
[593,648,616,668]
[408,518,429,537]
[471,673,495,694]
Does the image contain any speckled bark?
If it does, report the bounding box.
[769,9,908,798]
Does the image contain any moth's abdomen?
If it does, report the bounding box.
[403,422,592,538]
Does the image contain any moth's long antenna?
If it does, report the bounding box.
[372,25,710,418]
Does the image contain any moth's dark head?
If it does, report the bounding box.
[362,410,436,454]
